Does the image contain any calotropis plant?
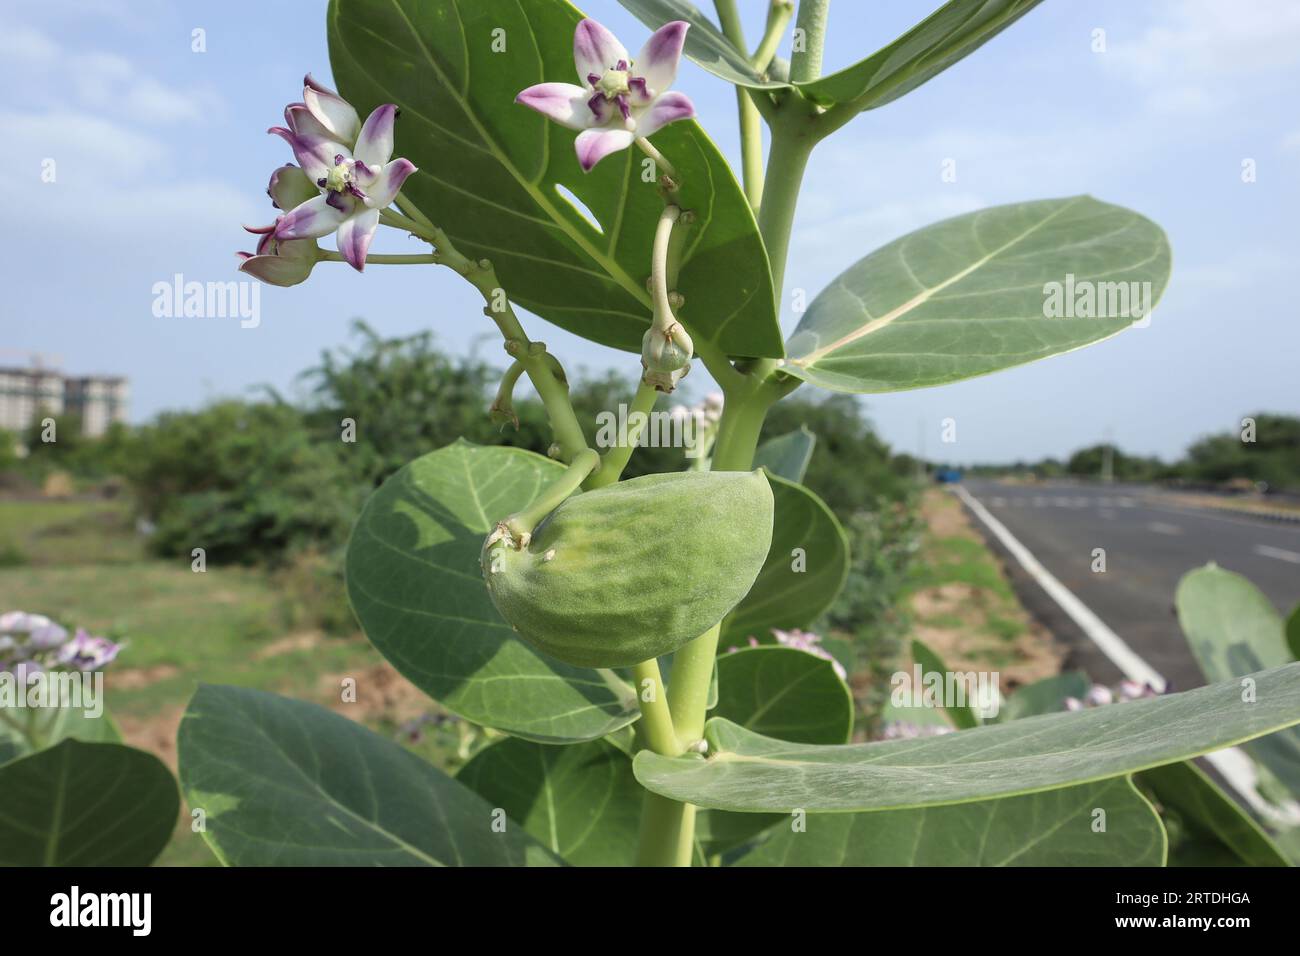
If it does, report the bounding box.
[0,613,179,866]
[166,0,1300,868]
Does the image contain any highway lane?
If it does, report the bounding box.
[958,480,1300,692]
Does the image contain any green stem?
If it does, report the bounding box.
[320,250,438,265]
[502,449,600,539]
[711,387,775,474]
[394,195,437,231]
[631,659,679,756]
[791,0,831,83]
[589,381,659,488]
[636,138,679,184]
[384,196,587,462]
[650,206,682,327]
[714,0,763,210]
[756,113,816,301]
[736,94,765,211]
[636,792,695,867]
[489,359,526,428]
[755,1,796,71]
[631,659,693,867]
[666,621,721,746]
[379,208,436,240]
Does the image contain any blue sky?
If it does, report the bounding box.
[5,0,1298,463]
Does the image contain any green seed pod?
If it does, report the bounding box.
[481,470,774,668]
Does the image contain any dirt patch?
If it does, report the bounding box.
[109,665,181,690]
[317,663,432,727]
[255,631,323,660]
[919,491,970,537]
[910,489,1063,690]
[116,705,186,773]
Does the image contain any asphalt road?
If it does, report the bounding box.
[958,480,1300,692]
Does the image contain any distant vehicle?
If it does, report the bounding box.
[934,468,963,484]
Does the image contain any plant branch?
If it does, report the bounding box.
[754,1,795,72]
[501,449,601,540]
[319,250,438,265]
[588,380,659,488]
[791,0,831,83]
[631,658,680,756]
[387,195,590,464]
[666,621,721,747]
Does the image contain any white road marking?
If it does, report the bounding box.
[955,485,1300,827]
[1147,521,1182,536]
[1255,544,1300,564]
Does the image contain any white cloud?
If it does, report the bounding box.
[3,24,220,125]
[7,109,261,238]
[0,25,60,63]
[1106,0,1300,88]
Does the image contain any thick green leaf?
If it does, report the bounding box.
[1138,761,1288,867]
[621,0,1040,113]
[753,427,816,483]
[782,197,1171,393]
[713,646,853,745]
[330,0,781,359]
[1176,565,1300,796]
[736,777,1165,866]
[798,0,1043,111]
[721,473,849,643]
[634,664,1300,812]
[0,740,178,866]
[178,684,561,866]
[910,638,980,730]
[457,737,640,866]
[698,644,854,855]
[998,671,1090,722]
[346,441,640,743]
[616,0,787,90]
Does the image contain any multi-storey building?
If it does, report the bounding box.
[0,367,129,438]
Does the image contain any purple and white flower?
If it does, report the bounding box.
[265,77,417,271]
[1,611,122,675]
[516,19,695,172]
[238,165,323,287]
[56,628,122,671]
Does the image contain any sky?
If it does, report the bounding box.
[4,0,1298,464]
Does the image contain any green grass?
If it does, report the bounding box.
[906,535,1015,600]
[897,491,1055,685]
[0,498,146,565]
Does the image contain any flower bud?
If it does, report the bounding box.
[641,322,693,374]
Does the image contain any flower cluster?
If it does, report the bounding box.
[239,75,417,283]
[516,19,695,172]
[727,627,848,681]
[1064,679,1161,711]
[0,612,121,677]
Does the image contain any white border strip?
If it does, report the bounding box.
[953,484,1300,827]
[953,485,1165,691]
